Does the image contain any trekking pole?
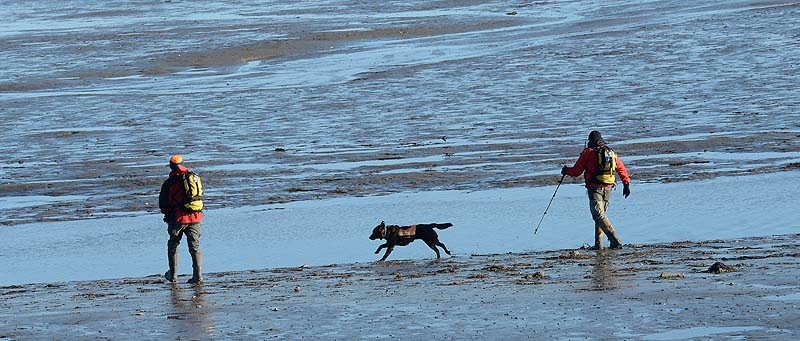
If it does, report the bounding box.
[533,174,566,236]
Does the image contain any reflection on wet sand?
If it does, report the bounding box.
[168,283,215,339]
[589,251,618,291]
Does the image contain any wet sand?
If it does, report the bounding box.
[1,1,799,338]
[2,234,799,339]
[2,0,799,225]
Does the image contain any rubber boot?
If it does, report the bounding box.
[165,250,178,283]
[593,222,604,250]
[187,251,203,284]
[608,231,623,249]
[601,217,623,249]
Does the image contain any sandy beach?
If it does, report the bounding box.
[2,234,800,339]
[1,0,799,339]
[2,0,799,226]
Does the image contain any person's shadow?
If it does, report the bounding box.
[168,283,216,338]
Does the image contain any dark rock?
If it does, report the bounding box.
[706,262,736,274]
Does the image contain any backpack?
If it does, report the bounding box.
[181,172,204,212]
[594,146,617,185]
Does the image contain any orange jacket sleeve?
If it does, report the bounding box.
[563,148,591,178]
[615,156,631,185]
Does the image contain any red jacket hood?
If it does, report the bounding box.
[169,164,190,177]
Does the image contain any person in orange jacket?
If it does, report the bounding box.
[159,155,204,283]
[562,131,631,250]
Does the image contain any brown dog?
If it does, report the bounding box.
[369,221,453,261]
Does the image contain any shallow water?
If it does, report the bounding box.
[0,0,799,284]
[641,326,764,340]
[1,171,797,286]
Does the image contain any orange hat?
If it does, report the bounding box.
[169,155,183,164]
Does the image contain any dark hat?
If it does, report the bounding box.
[588,130,602,142]
[587,130,605,148]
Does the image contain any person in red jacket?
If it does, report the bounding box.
[562,131,631,250]
[159,155,204,283]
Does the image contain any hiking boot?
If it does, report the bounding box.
[600,218,622,249]
[188,251,203,284]
[608,232,623,249]
[593,222,605,251]
[166,249,179,283]
[164,270,177,283]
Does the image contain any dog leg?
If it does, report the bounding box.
[436,241,451,255]
[375,243,388,254]
[379,246,394,261]
[425,241,442,259]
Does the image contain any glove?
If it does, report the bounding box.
[623,184,631,198]
[561,166,568,175]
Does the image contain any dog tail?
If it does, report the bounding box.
[433,223,453,230]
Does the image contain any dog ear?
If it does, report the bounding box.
[379,221,385,227]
